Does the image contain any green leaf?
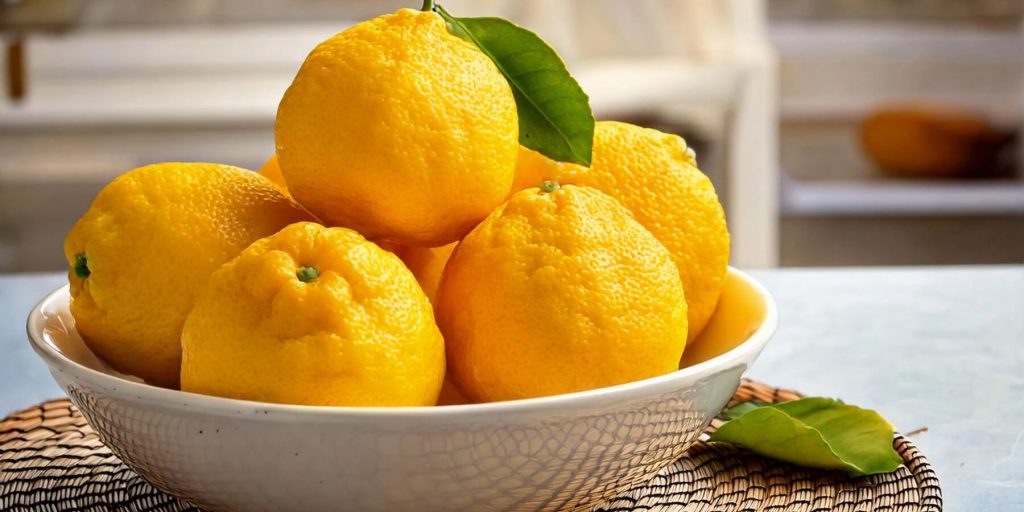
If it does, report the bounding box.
[434,5,595,166]
[710,397,903,475]
[720,401,767,420]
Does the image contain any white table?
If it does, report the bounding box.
[2,266,1022,510]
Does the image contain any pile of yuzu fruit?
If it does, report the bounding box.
[64,6,728,407]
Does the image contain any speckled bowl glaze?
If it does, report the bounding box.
[27,267,776,512]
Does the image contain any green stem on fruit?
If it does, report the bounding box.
[421,0,436,12]
[540,180,560,193]
[297,266,320,283]
[73,253,90,279]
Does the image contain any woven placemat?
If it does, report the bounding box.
[0,380,941,512]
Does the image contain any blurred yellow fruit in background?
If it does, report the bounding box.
[258,154,289,195]
[514,121,730,340]
[387,242,456,304]
[276,9,518,246]
[64,163,313,388]
[436,184,688,402]
[512,144,587,192]
[181,222,445,406]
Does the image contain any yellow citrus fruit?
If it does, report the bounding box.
[276,9,518,246]
[257,154,289,195]
[386,242,456,304]
[181,222,445,406]
[680,270,765,368]
[512,144,587,192]
[436,184,688,402]
[64,163,314,388]
[436,376,471,406]
[513,121,730,340]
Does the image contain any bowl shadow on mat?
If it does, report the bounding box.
[27,268,777,512]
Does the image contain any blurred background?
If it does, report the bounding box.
[1,0,1022,272]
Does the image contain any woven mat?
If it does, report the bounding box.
[0,380,942,512]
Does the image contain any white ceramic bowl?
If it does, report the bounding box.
[28,268,776,512]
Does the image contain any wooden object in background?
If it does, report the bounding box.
[5,38,25,101]
[860,105,1013,178]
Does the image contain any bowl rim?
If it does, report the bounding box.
[27,266,777,419]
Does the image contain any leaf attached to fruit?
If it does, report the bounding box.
[433,4,595,166]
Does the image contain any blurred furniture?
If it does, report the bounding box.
[0,0,780,271]
[859,106,1012,178]
[773,16,1024,266]
[520,0,780,268]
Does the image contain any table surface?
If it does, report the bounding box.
[2,266,1022,510]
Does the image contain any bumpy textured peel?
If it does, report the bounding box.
[64,163,314,388]
[275,9,518,246]
[513,121,730,340]
[181,222,445,406]
[436,184,688,403]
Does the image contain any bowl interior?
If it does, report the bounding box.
[31,267,773,409]
[682,270,769,368]
[34,295,140,380]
